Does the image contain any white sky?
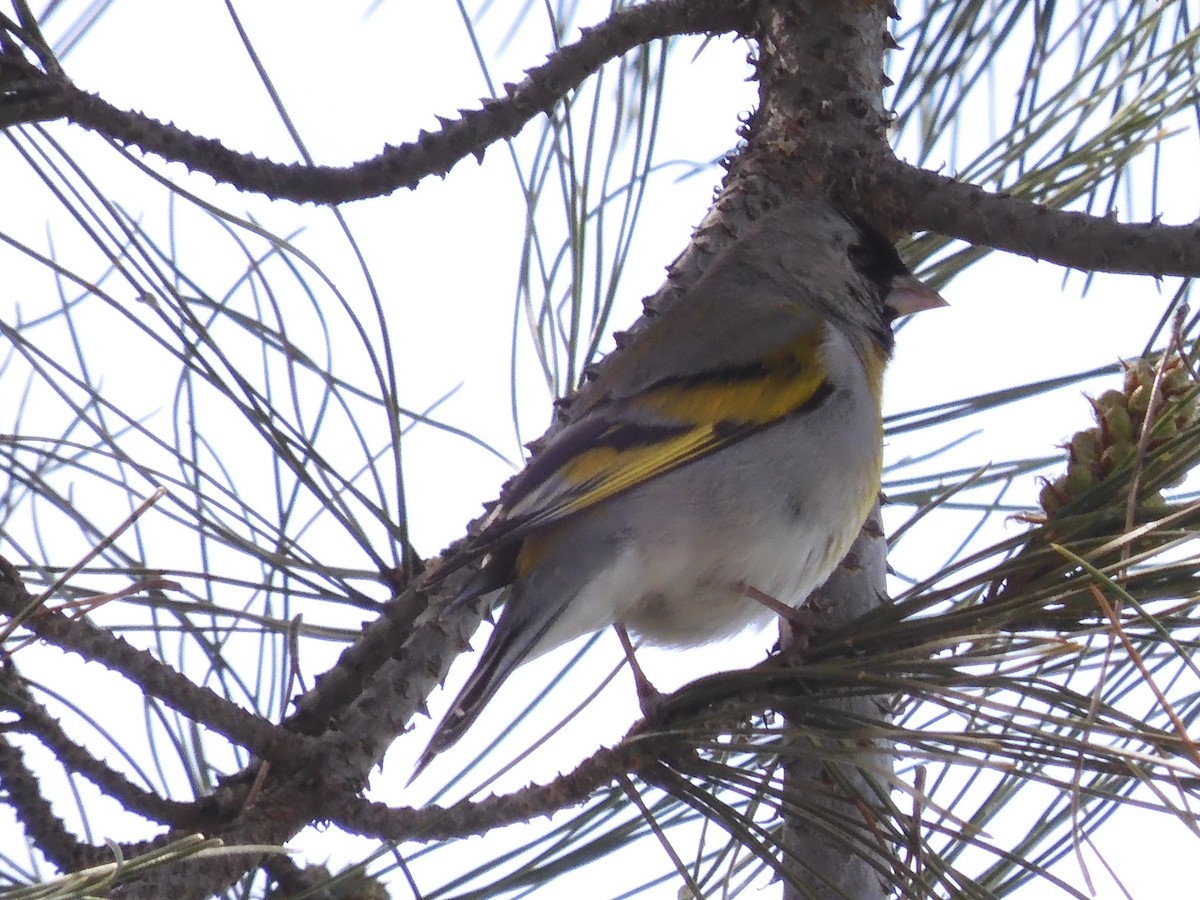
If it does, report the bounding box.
[1,0,1196,897]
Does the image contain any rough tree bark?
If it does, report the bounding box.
[2,0,1198,897]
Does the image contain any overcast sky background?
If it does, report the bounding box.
[1,0,1196,896]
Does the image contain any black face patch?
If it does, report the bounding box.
[845,214,910,295]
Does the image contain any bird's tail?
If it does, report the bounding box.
[409,594,557,781]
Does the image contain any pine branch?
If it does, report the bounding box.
[0,0,752,203]
[0,558,303,762]
[887,160,1200,277]
[0,662,193,826]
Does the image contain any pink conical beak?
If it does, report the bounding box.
[887,274,948,317]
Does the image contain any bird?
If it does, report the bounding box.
[412,200,945,776]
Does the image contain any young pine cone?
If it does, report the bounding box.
[1039,353,1198,517]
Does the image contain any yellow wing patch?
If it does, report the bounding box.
[553,326,829,514]
[509,327,832,579]
[514,427,718,578]
[634,328,828,426]
[557,424,719,514]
